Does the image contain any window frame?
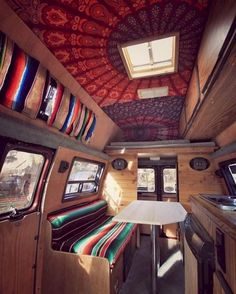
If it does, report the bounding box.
[137,167,156,194]
[219,158,236,195]
[118,32,179,80]
[161,167,177,195]
[0,143,52,220]
[63,157,105,202]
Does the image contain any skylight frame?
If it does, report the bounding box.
[118,32,179,80]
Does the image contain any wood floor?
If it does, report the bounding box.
[119,235,184,294]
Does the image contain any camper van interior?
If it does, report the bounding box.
[0,0,236,293]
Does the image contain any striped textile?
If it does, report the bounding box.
[85,114,96,142]
[52,87,71,130]
[22,64,47,119]
[48,199,137,265]
[49,200,108,247]
[60,95,82,134]
[0,43,39,112]
[0,33,14,90]
[69,98,82,137]
[0,31,98,140]
[47,81,64,126]
[82,113,96,143]
[74,104,86,137]
[76,107,90,140]
[71,219,136,265]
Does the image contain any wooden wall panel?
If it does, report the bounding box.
[178,153,224,211]
[102,154,137,215]
[104,148,223,214]
[184,65,200,123]
[185,41,236,140]
[42,222,111,294]
[184,237,198,294]
[215,121,236,148]
[0,213,40,294]
[43,146,108,214]
[0,0,121,150]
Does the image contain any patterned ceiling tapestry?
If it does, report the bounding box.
[7,0,209,141]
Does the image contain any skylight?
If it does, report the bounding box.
[118,33,179,79]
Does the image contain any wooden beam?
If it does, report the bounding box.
[210,141,236,159]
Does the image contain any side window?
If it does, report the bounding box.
[163,168,176,194]
[64,158,105,201]
[219,159,236,195]
[137,168,155,193]
[0,149,45,215]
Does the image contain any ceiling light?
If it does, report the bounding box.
[138,87,169,99]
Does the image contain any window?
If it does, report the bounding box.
[64,158,105,201]
[0,149,45,215]
[219,159,236,195]
[137,168,155,193]
[163,168,176,194]
[118,32,179,79]
[228,163,236,184]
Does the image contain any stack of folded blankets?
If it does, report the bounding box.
[0,31,96,143]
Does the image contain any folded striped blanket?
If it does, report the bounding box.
[48,199,137,265]
[0,31,97,142]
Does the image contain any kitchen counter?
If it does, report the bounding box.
[190,195,236,240]
[190,195,236,293]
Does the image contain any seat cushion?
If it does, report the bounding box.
[69,218,137,266]
[48,199,108,249]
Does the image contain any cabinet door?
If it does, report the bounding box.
[214,273,225,294]
[184,65,200,123]
[184,237,198,294]
[197,0,236,95]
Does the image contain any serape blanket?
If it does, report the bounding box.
[0,31,97,142]
[48,199,137,265]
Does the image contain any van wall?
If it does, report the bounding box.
[36,146,109,293]
[179,0,236,141]
[102,153,138,215]
[0,0,121,151]
[103,146,225,213]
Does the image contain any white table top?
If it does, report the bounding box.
[113,200,187,225]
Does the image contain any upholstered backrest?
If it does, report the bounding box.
[48,199,108,249]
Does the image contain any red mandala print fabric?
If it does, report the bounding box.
[103,96,184,141]
[6,0,209,141]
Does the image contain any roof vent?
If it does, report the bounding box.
[138,86,169,99]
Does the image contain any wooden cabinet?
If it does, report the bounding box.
[213,273,225,294]
[184,65,200,123]
[179,1,236,139]
[197,0,236,96]
[184,237,199,294]
[190,196,236,293]
[185,38,236,140]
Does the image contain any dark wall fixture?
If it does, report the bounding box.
[112,158,128,171]
[58,161,70,173]
[189,157,210,171]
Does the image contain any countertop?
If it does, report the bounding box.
[190,195,236,239]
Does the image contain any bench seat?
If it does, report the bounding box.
[48,199,137,265]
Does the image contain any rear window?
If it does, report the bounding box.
[163,168,176,194]
[137,168,155,193]
[0,149,45,215]
[64,158,105,201]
